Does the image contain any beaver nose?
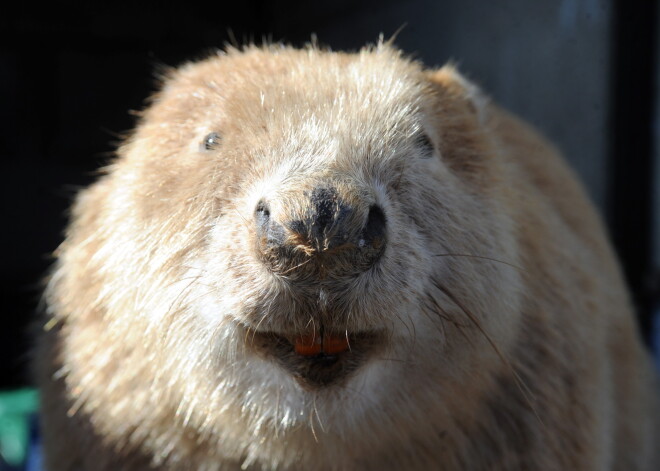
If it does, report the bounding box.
[291,187,351,251]
[254,187,386,275]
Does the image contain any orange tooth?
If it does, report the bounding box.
[323,333,350,354]
[294,333,322,356]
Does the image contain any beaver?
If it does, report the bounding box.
[37,43,659,470]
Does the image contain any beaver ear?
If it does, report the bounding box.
[423,66,491,175]
[425,65,489,125]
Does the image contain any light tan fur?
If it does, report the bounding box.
[38,43,659,470]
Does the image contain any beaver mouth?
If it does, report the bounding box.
[248,329,384,389]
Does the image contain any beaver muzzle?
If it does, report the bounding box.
[249,328,384,389]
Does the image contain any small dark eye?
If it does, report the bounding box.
[201,132,221,151]
[416,133,435,158]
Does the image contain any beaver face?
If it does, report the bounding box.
[46,47,521,459]
[133,48,467,391]
[132,47,517,394]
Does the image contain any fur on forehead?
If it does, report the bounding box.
[149,44,445,148]
[172,43,428,102]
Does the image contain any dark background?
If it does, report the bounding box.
[2,0,658,388]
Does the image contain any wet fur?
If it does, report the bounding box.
[38,43,659,470]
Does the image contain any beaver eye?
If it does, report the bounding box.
[416,132,435,158]
[201,132,221,151]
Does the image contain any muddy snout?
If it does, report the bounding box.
[255,186,386,277]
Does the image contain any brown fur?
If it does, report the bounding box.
[37,43,659,470]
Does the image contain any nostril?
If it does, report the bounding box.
[362,205,386,244]
[255,199,288,248]
[255,199,270,227]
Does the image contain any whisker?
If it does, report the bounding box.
[308,403,319,443]
[244,324,255,349]
[371,356,413,365]
[161,273,206,290]
[418,304,447,344]
[312,395,326,434]
[232,206,252,231]
[432,253,525,273]
[390,308,417,355]
[278,257,314,275]
[250,309,272,345]
[423,294,473,347]
[432,280,545,428]
[159,274,205,338]
[274,387,282,438]
[424,292,469,329]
